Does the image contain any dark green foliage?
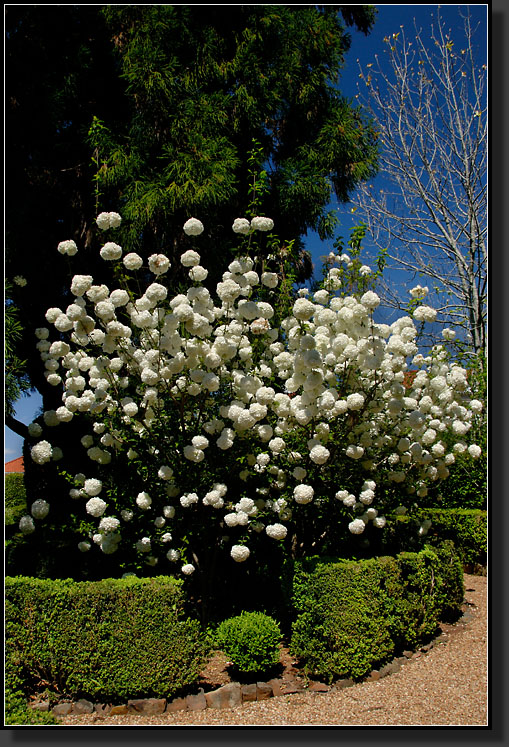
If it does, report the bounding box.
[289,546,464,683]
[5,6,379,447]
[382,509,487,569]
[424,456,487,510]
[92,5,378,260]
[213,611,282,675]
[5,691,60,726]
[291,556,397,681]
[4,473,27,526]
[5,576,209,704]
[5,283,32,417]
[430,541,465,621]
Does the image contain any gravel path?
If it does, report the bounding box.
[60,573,487,727]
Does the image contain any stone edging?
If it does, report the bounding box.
[29,612,473,719]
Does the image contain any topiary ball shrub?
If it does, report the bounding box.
[214,611,282,677]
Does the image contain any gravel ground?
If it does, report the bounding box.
[60,573,487,727]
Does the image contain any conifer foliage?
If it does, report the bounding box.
[6,5,378,428]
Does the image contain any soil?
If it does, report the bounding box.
[197,645,310,691]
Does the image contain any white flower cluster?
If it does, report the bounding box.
[96,212,122,230]
[57,240,78,257]
[29,212,484,569]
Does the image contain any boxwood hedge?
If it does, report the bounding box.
[290,542,464,683]
[5,575,209,708]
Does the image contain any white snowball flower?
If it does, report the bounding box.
[100,242,123,261]
[180,492,199,508]
[57,239,78,256]
[250,216,274,232]
[192,435,209,450]
[123,252,144,271]
[31,499,50,520]
[346,445,364,460]
[71,275,93,296]
[442,328,456,341]
[158,465,174,480]
[413,305,437,323]
[99,516,120,533]
[35,327,50,340]
[293,297,316,321]
[359,489,375,505]
[265,523,288,540]
[183,218,204,236]
[96,212,122,230]
[180,249,201,268]
[468,444,482,458]
[269,437,285,454]
[181,563,196,575]
[136,537,152,553]
[410,285,429,299]
[261,272,278,288]
[469,399,484,414]
[183,445,205,462]
[85,497,107,517]
[361,291,380,310]
[309,444,330,465]
[232,218,251,234]
[251,318,270,335]
[230,545,250,562]
[148,253,170,275]
[348,518,366,535]
[292,466,307,480]
[122,400,138,417]
[293,484,314,504]
[189,265,208,282]
[45,307,62,323]
[347,393,365,411]
[224,513,239,527]
[136,492,152,510]
[30,440,53,465]
[84,478,103,496]
[19,515,36,534]
[78,541,91,552]
[28,422,43,438]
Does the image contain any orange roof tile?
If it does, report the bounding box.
[5,456,24,473]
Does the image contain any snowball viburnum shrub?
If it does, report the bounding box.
[27,211,485,577]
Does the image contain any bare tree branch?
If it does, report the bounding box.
[354,7,487,352]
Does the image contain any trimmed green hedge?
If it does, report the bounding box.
[290,542,464,683]
[4,473,27,526]
[5,575,209,709]
[382,509,487,569]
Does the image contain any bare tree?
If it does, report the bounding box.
[354,7,487,354]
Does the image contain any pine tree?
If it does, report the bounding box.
[6,4,379,433]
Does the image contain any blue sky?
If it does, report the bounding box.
[303,2,488,273]
[4,4,488,462]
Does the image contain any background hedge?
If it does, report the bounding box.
[5,575,209,708]
[381,509,487,569]
[289,542,464,683]
[4,473,27,526]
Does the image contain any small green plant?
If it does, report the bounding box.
[214,611,282,675]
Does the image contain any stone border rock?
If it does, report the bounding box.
[28,610,470,719]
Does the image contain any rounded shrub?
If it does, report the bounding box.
[214,611,282,675]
